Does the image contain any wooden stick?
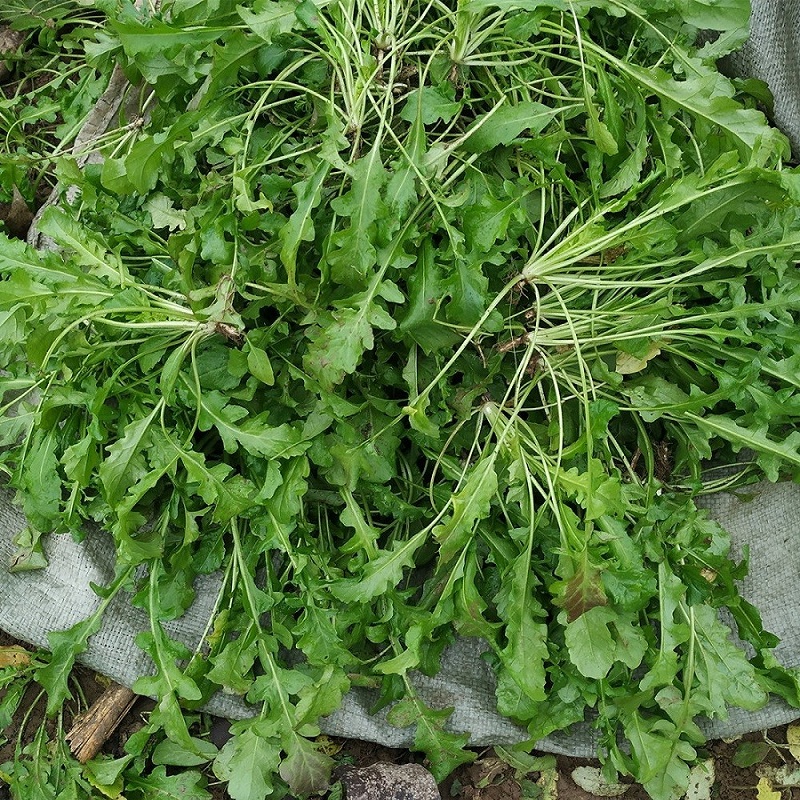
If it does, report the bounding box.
[65,683,137,763]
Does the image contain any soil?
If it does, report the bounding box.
[1,629,797,800]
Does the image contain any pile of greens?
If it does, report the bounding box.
[3,0,800,797]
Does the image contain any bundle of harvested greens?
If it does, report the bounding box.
[2,0,800,797]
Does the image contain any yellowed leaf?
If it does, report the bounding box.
[571,766,628,796]
[787,725,800,763]
[537,768,559,800]
[758,765,800,787]
[315,735,343,757]
[615,342,661,375]
[757,776,782,800]
[0,646,31,668]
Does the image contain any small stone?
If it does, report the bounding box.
[0,26,24,83]
[339,761,441,800]
[0,186,34,239]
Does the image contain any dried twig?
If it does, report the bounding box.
[65,683,136,763]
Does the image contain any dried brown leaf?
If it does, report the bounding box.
[0,645,32,668]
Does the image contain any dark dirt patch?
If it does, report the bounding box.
[440,755,524,799]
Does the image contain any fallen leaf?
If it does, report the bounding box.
[494,746,556,777]
[733,741,771,768]
[685,759,715,800]
[315,735,343,757]
[787,725,800,763]
[0,645,32,668]
[757,776,782,800]
[474,757,509,789]
[756,765,800,787]
[571,765,629,796]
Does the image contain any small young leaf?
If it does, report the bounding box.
[245,343,275,386]
[213,726,281,800]
[731,741,770,768]
[463,102,564,152]
[36,615,103,716]
[564,606,618,680]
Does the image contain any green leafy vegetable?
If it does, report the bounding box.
[2,0,800,798]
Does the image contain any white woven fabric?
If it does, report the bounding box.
[728,0,800,154]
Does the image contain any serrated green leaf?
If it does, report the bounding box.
[433,458,497,563]
[146,194,187,231]
[124,132,178,194]
[398,238,460,353]
[237,0,302,42]
[463,102,565,152]
[303,290,399,390]
[279,160,330,286]
[195,391,307,457]
[16,428,61,534]
[98,404,161,505]
[151,737,218,767]
[330,531,427,602]
[178,446,255,522]
[613,60,788,155]
[690,603,769,714]
[624,714,694,800]
[37,207,126,285]
[213,726,281,800]
[496,552,548,704]
[412,703,475,781]
[400,86,461,125]
[36,615,103,716]
[82,754,134,796]
[126,766,211,799]
[679,0,750,31]
[690,413,800,480]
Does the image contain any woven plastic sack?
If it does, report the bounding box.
[726,0,800,156]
